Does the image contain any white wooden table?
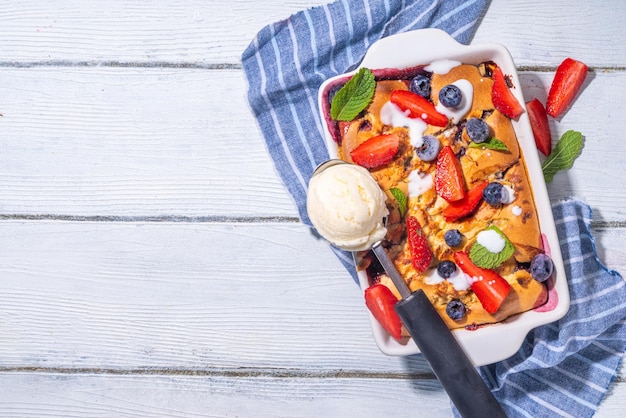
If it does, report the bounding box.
[0,1,624,416]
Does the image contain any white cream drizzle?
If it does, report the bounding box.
[476,229,506,253]
[423,265,471,291]
[425,59,462,74]
[447,268,472,291]
[380,101,428,148]
[503,185,516,204]
[424,268,443,285]
[434,79,474,123]
[407,170,433,198]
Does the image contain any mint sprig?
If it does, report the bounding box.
[389,187,407,217]
[469,226,515,269]
[542,130,584,183]
[468,137,509,152]
[330,68,376,121]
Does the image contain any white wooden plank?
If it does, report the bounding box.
[0,372,453,418]
[593,227,626,270]
[0,372,624,418]
[0,221,623,372]
[0,0,623,67]
[1,68,625,220]
[472,1,626,67]
[0,0,328,65]
[0,220,426,373]
[0,1,622,416]
[0,67,295,217]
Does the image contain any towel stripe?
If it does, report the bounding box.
[505,379,575,418]
[268,26,318,171]
[286,21,326,156]
[250,37,308,194]
[524,371,598,410]
[572,351,618,375]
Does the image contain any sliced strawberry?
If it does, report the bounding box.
[442,181,488,222]
[406,216,433,272]
[390,89,449,127]
[434,145,466,202]
[546,58,588,118]
[526,98,552,156]
[491,66,524,120]
[453,251,511,314]
[350,133,399,168]
[364,284,403,340]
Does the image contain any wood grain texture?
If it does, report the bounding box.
[472,1,626,67]
[0,221,623,371]
[0,220,419,372]
[0,68,296,217]
[0,373,454,418]
[0,0,329,65]
[0,0,623,67]
[0,372,624,417]
[0,0,624,416]
[1,69,624,220]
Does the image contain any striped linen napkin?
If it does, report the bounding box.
[242,1,626,416]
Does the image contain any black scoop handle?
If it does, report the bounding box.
[395,290,507,418]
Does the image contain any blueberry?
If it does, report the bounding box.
[409,74,431,98]
[483,182,506,207]
[437,260,457,279]
[465,117,490,143]
[444,229,463,247]
[415,135,441,162]
[446,299,467,321]
[530,253,554,282]
[439,84,462,108]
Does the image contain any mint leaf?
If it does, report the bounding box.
[469,226,515,269]
[468,137,509,152]
[542,130,584,183]
[389,187,407,217]
[330,68,376,121]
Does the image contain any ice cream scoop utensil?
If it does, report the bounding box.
[307,160,505,416]
[371,242,506,418]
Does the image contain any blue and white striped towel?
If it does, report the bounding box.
[242,1,626,416]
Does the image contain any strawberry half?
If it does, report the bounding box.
[491,66,524,120]
[350,133,399,168]
[526,98,552,156]
[364,284,403,340]
[454,251,511,314]
[442,181,488,222]
[546,58,588,118]
[434,145,466,202]
[406,216,433,272]
[390,89,449,127]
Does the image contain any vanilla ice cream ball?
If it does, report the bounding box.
[307,161,388,251]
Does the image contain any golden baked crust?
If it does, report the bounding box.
[334,63,547,331]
